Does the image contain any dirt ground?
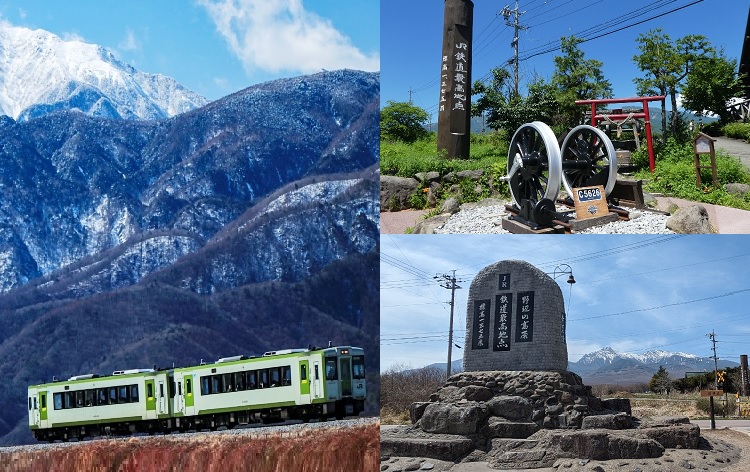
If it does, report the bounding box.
[380,427,750,472]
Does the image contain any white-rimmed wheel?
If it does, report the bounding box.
[507,121,562,206]
[560,125,617,198]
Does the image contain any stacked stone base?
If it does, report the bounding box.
[381,370,701,469]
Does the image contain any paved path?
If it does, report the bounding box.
[715,136,750,171]
[380,209,427,234]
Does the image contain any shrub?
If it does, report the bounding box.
[722,122,750,142]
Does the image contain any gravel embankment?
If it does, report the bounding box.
[1,416,378,453]
[433,203,674,234]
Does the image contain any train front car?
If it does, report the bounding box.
[322,346,366,419]
[27,369,171,442]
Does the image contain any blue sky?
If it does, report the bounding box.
[381,234,750,372]
[0,0,380,100]
[381,0,747,120]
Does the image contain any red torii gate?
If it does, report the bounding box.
[575,96,666,172]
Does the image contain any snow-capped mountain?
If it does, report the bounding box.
[574,346,700,367]
[0,22,207,121]
[570,346,738,385]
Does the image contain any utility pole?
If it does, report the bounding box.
[500,0,527,97]
[708,330,719,429]
[408,87,414,104]
[436,271,462,379]
[709,330,719,389]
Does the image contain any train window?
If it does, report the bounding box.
[28,397,31,411]
[119,385,129,403]
[260,369,268,389]
[247,371,257,390]
[315,365,320,380]
[54,393,63,410]
[178,382,182,396]
[223,373,233,392]
[211,376,222,395]
[41,395,46,409]
[33,397,37,410]
[186,378,192,395]
[147,383,154,399]
[98,389,107,406]
[85,389,95,407]
[300,364,307,381]
[352,356,366,380]
[201,377,210,396]
[109,387,117,405]
[76,391,85,408]
[282,366,292,386]
[235,372,246,391]
[131,385,139,403]
[159,383,165,399]
[325,358,338,380]
[64,392,74,409]
[269,368,281,387]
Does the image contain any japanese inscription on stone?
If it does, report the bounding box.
[515,291,534,343]
[471,299,490,349]
[499,273,510,290]
[493,293,512,351]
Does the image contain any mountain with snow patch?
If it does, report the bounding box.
[0,22,207,121]
[570,346,738,385]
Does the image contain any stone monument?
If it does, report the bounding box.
[464,260,567,372]
[437,0,473,159]
[381,259,704,470]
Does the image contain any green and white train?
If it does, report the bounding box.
[28,345,366,441]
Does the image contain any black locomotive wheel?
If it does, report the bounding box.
[507,122,562,206]
[560,125,617,197]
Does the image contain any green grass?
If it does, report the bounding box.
[633,138,750,211]
[381,132,511,209]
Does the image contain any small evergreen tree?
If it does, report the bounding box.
[648,365,672,394]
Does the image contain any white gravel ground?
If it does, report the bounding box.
[433,203,673,234]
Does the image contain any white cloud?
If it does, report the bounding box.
[62,31,85,42]
[197,0,379,75]
[119,28,140,51]
[18,8,26,20]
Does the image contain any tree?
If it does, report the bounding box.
[551,36,613,128]
[682,49,744,122]
[380,101,429,143]
[633,29,712,139]
[648,365,672,395]
[473,68,557,133]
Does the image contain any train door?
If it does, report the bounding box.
[312,360,323,399]
[299,360,310,403]
[158,380,168,416]
[38,392,48,428]
[175,374,185,415]
[339,358,352,396]
[28,390,41,429]
[145,379,157,419]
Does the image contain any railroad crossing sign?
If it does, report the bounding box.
[717,370,726,383]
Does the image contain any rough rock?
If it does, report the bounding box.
[482,417,540,439]
[381,175,418,211]
[380,433,475,462]
[726,182,750,197]
[420,402,489,435]
[487,395,533,420]
[581,413,633,430]
[414,172,440,183]
[412,214,451,234]
[455,169,484,180]
[601,398,632,416]
[666,205,711,234]
[410,402,430,424]
[439,197,460,214]
[638,423,700,449]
